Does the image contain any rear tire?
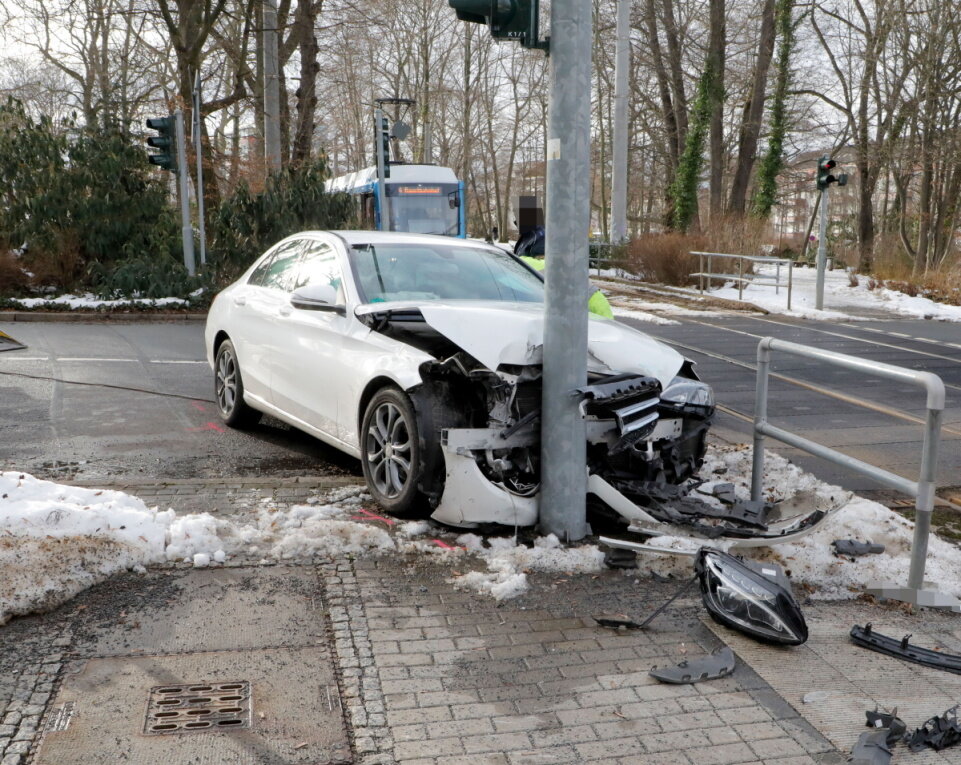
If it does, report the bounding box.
[214,339,261,428]
[360,387,423,516]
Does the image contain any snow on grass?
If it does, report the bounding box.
[7,294,192,310]
[704,264,961,321]
[611,307,680,325]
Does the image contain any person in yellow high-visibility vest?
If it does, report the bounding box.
[519,255,614,319]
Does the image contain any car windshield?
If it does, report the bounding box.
[350,243,545,304]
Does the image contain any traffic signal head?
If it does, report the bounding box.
[448,0,546,51]
[816,156,841,191]
[379,115,391,179]
[146,116,177,173]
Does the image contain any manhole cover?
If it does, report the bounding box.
[145,681,251,735]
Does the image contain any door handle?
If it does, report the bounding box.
[279,305,292,317]
[233,295,247,306]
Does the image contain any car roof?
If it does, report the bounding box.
[327,230,495,249]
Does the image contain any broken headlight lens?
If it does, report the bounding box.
[660,378,715,415]
[695,549,808,645]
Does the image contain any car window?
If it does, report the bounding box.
[294,240,346,305]
[349,243,544,304]
[256,239,305,292]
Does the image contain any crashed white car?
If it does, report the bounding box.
[205,231,715,529]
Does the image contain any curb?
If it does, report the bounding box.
[0,311,207,323]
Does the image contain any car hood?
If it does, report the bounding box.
[355,300,684,387]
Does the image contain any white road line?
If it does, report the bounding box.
[5,357,206,364]
[58,357,137,362]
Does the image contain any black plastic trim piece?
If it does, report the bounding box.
[850,624,961,674]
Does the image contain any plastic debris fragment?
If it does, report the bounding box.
[649,646,736,684]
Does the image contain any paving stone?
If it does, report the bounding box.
[685,742,758,765]
[749,737,807,759]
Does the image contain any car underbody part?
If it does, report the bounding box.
[849,730,893,765]
[649,646,736,684]
[907,705,961,751]
[602,547,638,569]
[0,330,26,352]
[696,549,808,645]
[850,624,961,674]
[832,539,885,556]
[865,708,906,746]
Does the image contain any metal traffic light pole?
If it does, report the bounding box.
[815,184,828,310]
[540,0,593,541]
[174,109,196,276]
[609,0,630,244]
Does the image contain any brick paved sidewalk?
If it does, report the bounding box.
[331,556,843,765]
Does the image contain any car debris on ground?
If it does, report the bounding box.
[648,646,736,684]
[850,624,961,674]
[832,539,885,557]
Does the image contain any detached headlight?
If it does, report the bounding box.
[661,377,715,414]
[695,549,808,645]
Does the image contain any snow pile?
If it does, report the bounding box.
[644,445,961,600]
[8,293,191,310]
[706,264,961,321]
[450,533,606,601]
[0,472,172,625]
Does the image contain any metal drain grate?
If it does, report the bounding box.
[144,681,252,735]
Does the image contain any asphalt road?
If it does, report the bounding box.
[0,321,360,482]
[2,315,959,499]
[618,312,961,496]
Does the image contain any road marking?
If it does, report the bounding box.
[58,357,136,362]
[654,314,961,395]
[732,315,961,364]
[3,357,205,364]
[643,332,961,438]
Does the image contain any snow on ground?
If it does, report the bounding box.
[703,264,961,321]
[4,443,961,622]
[4,291,202,310]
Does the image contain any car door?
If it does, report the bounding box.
[239,238,307,403]
[270,236,350,440]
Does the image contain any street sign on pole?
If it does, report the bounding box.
[540,0,593,541]
[174,109,196,277]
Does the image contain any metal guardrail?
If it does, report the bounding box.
[750,337,957,611]
[690,251,793,309]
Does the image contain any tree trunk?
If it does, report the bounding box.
[727,0,776,215]
[291,0,320,166]
[707,0,725,219]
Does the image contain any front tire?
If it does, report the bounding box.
[214,339,261,428]
[361,387,422,515]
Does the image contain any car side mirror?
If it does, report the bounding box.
[290,284,345,314]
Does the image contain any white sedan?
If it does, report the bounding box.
[205,231,715,529]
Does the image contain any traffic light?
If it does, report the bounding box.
[448,0,546,51]
[146,116,177,173]
[816,156,847,191]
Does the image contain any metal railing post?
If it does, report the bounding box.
[698,251,704,294]
[775,261,781,295]
[737,255,744,301]
[787,261,793,311]
[908,400,944,589]
[750,337,954,610]
[751,339,771,502]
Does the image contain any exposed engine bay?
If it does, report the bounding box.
[359,305,716,530]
